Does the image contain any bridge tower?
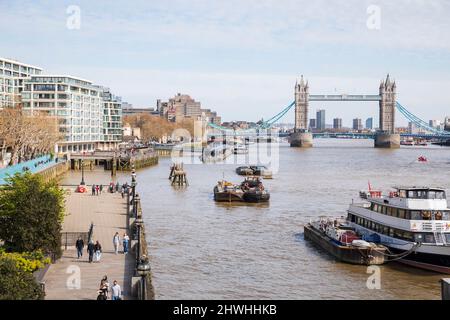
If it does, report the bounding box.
[291,75,313,147]
[375,74,400,148]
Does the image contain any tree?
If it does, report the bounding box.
[0,108,60,165]
[123,113,195,142]
[0,172,65,258]
[0,256,44,300]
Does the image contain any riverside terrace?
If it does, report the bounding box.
[0,154,59,184]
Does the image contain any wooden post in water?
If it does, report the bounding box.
[169,163,188,186]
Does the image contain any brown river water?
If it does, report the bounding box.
[62,139,450,299]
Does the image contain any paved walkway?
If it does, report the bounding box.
[43,190,135,300]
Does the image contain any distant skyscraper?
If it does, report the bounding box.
[366,117,373,130]
[309,119,316,129]
[445,117,450,132]
[429,119,441,128]
[333,118,342,129]
[316,109,326,131]
[353,118,363,131]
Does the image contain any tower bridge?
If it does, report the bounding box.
[292,74,398,148]
[206,74,450,147]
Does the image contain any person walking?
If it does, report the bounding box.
[122,233,129,254]
[99,184,103,194]
[111,280,122,300]
[99,276,109,299]
[75,236,84,259]
[113,232,120,254]
[91,184,96,196]
[95,184,100,196]
[115,182,120,193]
[94,240,102,262]
[87,240,95,263]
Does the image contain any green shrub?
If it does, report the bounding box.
[0,256,44,300]
[0,172,65,258]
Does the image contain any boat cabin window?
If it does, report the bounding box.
[428,190,446,199]
[410,211,421,220]
[404,189,446,199]
[424,234,435,243]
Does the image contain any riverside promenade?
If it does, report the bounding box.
[43,189,135,300]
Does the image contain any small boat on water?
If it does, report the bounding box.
[401,138,415,146]
[236,165,273,178]
[240,177,270,202]
[214,181,245,202]
[233,145,248,154]
[304,217,387,265]
[418,156,428,162]
[213,177,270,203]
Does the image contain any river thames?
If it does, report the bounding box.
[62,139,450,299]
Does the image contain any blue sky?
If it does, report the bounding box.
[1,0,450,125]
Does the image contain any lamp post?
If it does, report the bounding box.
[135,217,143,267]
[131,165,136,212]
[137,257,151,300]
[80,159,85,185]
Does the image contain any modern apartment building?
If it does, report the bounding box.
[99,88,123,151]
[0,57,42,109]
[21,75,122,153]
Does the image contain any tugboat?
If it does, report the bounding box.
[240,177,270,203]
[235,165,273,179]
[304,217,387,265]
[213,177,270,203]
[350,186,450,273]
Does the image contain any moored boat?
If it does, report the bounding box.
[349,186,450,273]
[213,177,270,203]
[240,177,270,203]
[213,181,244,202]
[304,217,387,265]
[235,165,273,178]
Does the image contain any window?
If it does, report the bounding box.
[398,209,406,219]
[392,208,399,218]
[410,211,421,220]
[387,207,392,216]
[34,84,55,91]
[424,234,435,243]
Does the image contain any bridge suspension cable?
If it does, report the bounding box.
[207,101,295,132]
[396,102,450,136]
[207,99,450,137]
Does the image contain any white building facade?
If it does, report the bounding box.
[0,57,42,109]
[21,75,122,153]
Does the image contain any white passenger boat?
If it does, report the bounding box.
[348,186,450,273]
